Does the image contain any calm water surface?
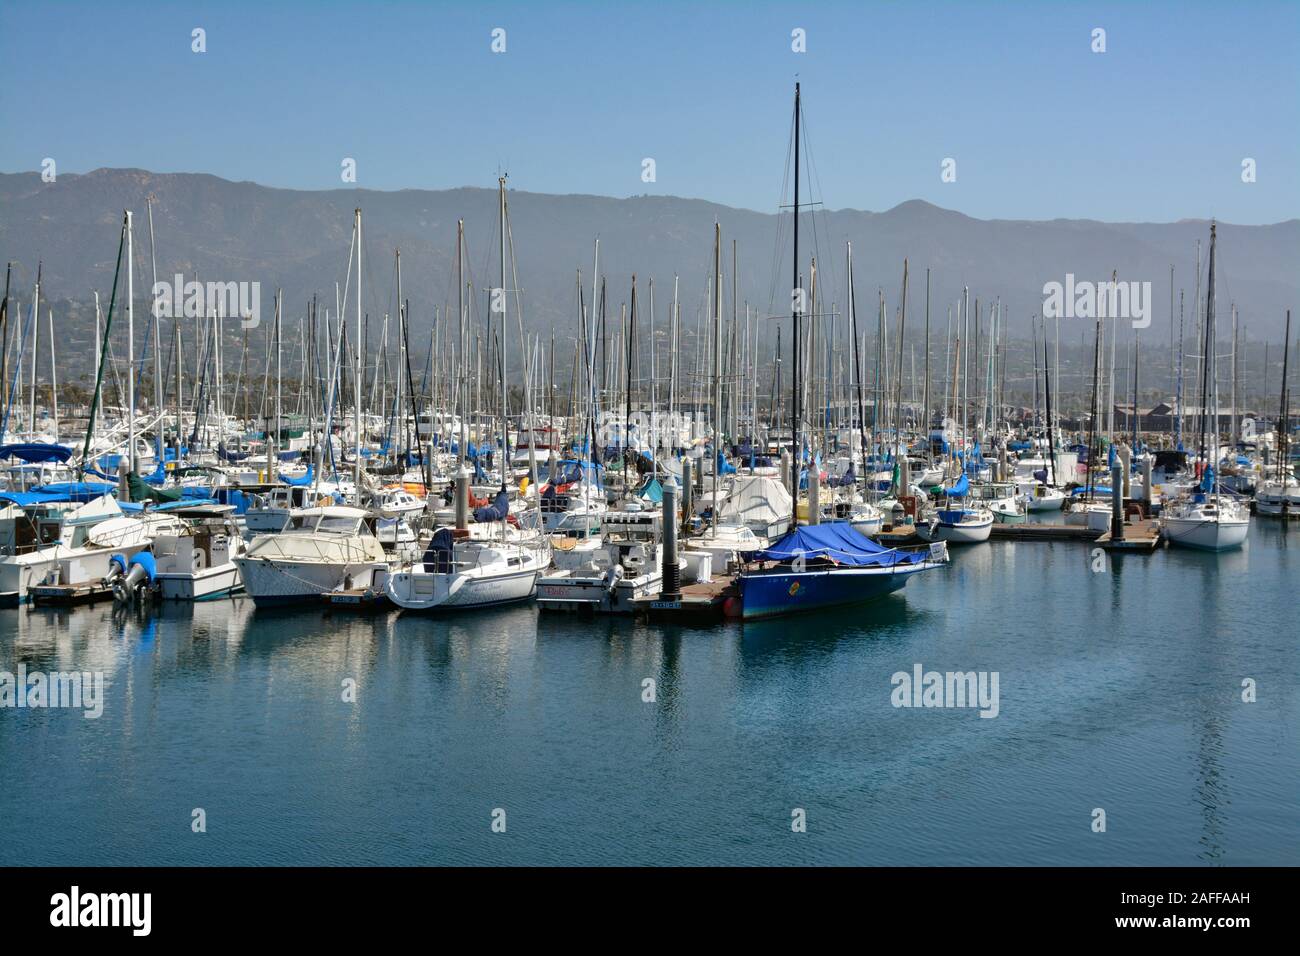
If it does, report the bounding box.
[2,521,1297,865]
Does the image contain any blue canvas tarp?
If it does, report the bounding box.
[473,489,510,523]
[750,522,927,568]
[0,442,72,464]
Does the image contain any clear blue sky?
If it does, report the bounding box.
[2,0,1296,223]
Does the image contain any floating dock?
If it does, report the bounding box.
[322,588,392,611]
[632,578,736,623]
[1097,518,1164,552]
[30,581,116,607]
[989,523,1101,541]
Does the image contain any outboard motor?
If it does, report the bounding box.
[111,553,157,604]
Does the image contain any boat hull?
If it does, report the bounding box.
[156,563,243,601]
[917,516,993,544]
[1162,516,1249,551]
[234,557,387,606]
[737,563,930,620]
[386,566,539,611]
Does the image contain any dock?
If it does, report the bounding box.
[989,523,1101,541]
[30,581,116,607]
[1097,517,1164,552]
[874,526,922,546]
[632,578,736,623]
[322,588,392,611]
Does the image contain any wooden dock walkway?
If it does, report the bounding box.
[632,577,736,623]
[989,523,1101,541]
[1097,517,1163,552]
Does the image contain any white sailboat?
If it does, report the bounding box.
[1161,222,1250,552]
[385,524,546,611]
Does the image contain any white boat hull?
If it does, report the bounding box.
[156,562,243,601]
[1162,515,1249,551]
[386,565,539,610]
[234,557,387,605]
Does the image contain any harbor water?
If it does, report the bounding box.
[2,521,1296,866]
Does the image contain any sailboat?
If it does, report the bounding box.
[385,490,547,611]
[1161,222,1250,551]
[1255,309,1298,518]
[734,521,946,620]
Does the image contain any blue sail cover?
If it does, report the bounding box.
[751,522,927,568]
[1200,465,1216,493]
[473,489,510,523]
[278,465,315,487]
[941,473,969,497]
[0,442,72,463]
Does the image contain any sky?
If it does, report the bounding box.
[1,0,1297,223]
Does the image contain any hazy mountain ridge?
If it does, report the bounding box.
[2,169,1297,388]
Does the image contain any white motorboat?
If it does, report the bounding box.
[234,506,389,606]
[537,509,685,614]
[244,484,318,533]
[149,504,247,600]
[916,506,995,544]
[1255,474,1300,518]
[0,495,153,605]
[1019,482,1067,512]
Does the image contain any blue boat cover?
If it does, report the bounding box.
[33,481,115,501]
[278,465,315,487]
[938,473,969,497]
[751,522,927,568]
[473,489,510,523]
[422,527,454,573]
[0,442,72,463]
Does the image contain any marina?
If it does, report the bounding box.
[1,0,1296,891]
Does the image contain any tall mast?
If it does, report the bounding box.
[126,214,135,475]
[354,208,362,496]
[147,196,162,420]
[713,221,721,537]
[498,176,508,489]
[790,81,802,507]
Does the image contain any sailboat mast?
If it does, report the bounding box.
[354,208,362,496]
[790,81,802,507]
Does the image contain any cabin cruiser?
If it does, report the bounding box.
[234,506,389,605]
[366,485,426,519]
[0,495,153,605]
[970,482,1026,524]
[149,503,247,600]
[1255,473,1300,517]
[537,508,686,614]
[547,509,607,571]
[1018,480,1067,512]
[244,484,319,533]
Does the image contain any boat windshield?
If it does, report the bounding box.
[317,516,362,535]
